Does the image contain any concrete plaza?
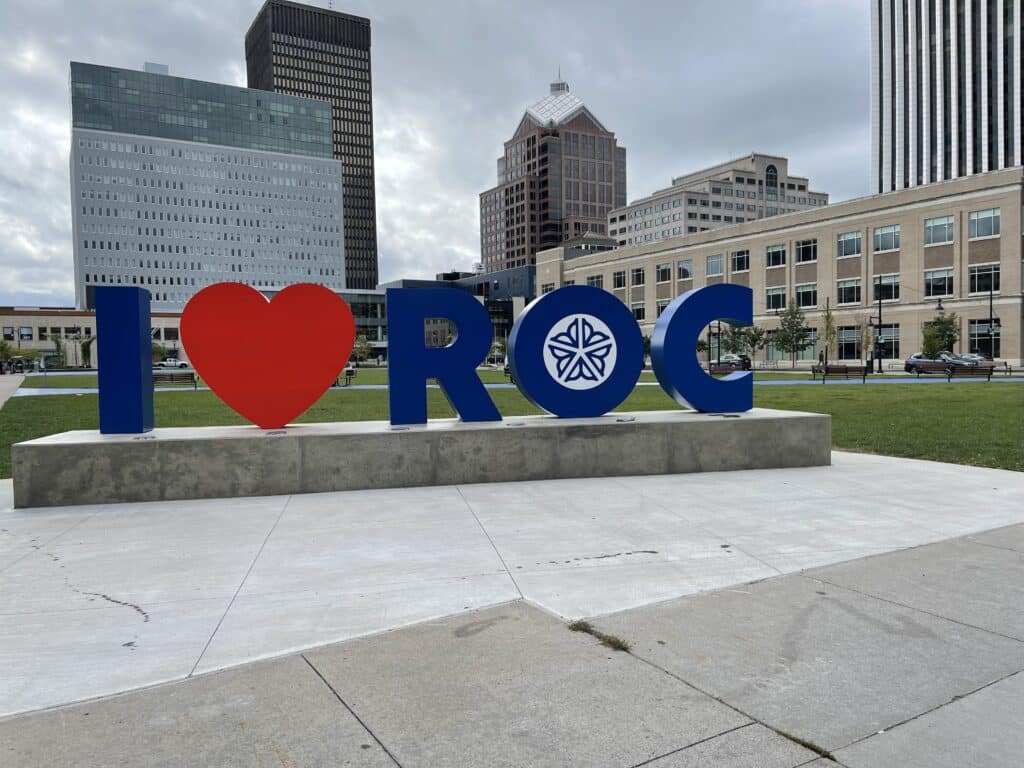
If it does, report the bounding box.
[1,451,1023,765]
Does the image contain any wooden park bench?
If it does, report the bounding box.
[811,364,869,383]
[758,360,780,369]
[947,365,995,382]
[909,361,953,376]
[152,371,197,389]
[337,367,357,386]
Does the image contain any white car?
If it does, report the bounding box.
[156,358,189,369]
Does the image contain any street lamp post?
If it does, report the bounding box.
[875,275,883,373]
[988,281,995,360]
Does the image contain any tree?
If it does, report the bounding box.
[721,324,750,355]
[821,301,837,365]
[152,341,167,362]
[921,313,958,360]
[350,335,372,366]
[922,312,960,359]
[81,336,96,368]
[695,338,709,355]
[774,301,811,368]
[490,340,505,364]
[860,319,874,363]
[51,335,65,367]
[0,339,13,363]
[744,326,768,359]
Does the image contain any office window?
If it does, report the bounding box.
[730,250,749,272]
[837,326,861,360]
[837,278,861,305]
[631,302,646,321]
[969,318,1000,357]
[924,268,953,297]
[586,274,604,289]
[766,244,786,267]
[795,239,817,263]
[795,283,817,308]
[706,254,723,276]
[613,270,626,289]
[656,299,670,317]
[873,224,900,251]
[873,273,900,301]
[541,283,555,294]
[837,231,861,257]
[968,208,1000,238]
[765,287,786,311]
[656,263,671,283]
[631,267,646,286]
[1,327,13,341]
[876,323,900,359]
[968,263,1000,294]
[924,215,954,245]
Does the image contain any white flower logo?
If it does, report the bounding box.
[542,314,618,390]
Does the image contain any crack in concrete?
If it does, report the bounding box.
[65,581,150,623]
[538,550,659,566]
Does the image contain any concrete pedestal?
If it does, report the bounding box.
[11,408,830,508]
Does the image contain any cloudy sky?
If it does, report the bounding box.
[0,0,870,306]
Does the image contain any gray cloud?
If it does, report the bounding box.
[0,0,871,306]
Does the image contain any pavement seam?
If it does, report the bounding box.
[187,495,293,677]
[300,654,403,767]
[623,722,755,768]
[828,668,1024,756]
[455,485,525,600]
[622,649,836,761]
[965,538,1024,555]
[802,573,1024,644]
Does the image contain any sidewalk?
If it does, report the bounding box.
[0,374,24,409]
[1,523,1021,767]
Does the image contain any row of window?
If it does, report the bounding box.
[2,326,94,342]
[594,261,1000,308]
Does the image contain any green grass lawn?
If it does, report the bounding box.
[1,381,1021,478]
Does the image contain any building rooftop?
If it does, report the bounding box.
[524,80,606,131]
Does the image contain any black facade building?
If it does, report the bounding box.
[245,0,379,289]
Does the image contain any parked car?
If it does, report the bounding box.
[956,352,990,364]
[156,357,189,369]
[904,352,968,373]
[718,353,752,370]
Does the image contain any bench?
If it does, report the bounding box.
[152,371,197,389]
[811,364,868,383]
[910,361,951,376]
[758,360,780,369]
[947,365,995,381]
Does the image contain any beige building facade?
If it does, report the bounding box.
[539,168,1024,366]
[1,309,184,370]
[609,153,829,248]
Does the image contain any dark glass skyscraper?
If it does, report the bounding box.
[245,0,379,289]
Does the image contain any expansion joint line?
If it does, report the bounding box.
[802,574,1024,644]
[188,496,292,676]
[455,485,524,600]
[626,652,836,761]
[301,655,404,767]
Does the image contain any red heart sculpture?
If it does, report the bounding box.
[181,283,355,429]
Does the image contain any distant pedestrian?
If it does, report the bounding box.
[818,350,824,365]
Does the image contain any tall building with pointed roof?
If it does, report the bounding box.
[480,80,626,271]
